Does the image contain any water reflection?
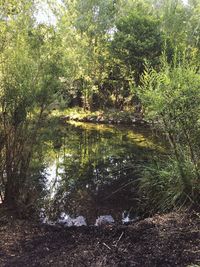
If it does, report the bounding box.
[38,121,163,223]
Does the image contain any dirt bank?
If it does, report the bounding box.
[58,108,147,126]
[0,210,199,267]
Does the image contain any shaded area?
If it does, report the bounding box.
[0,211,199,266]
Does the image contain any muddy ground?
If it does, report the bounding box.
[0,210,199,267]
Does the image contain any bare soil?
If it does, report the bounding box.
[0,209,199,267]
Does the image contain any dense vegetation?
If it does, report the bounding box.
[0,0,199,213]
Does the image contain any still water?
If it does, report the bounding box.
[37,121,164,223]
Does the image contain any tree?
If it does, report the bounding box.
[0,0,63,207]
[55,0,122,110]
[111,5,164,86]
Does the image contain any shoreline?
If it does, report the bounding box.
[0,208,199,267]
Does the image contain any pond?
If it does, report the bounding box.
[36,120,164,224]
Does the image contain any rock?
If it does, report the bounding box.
[58,213,73,227]
[89,117,95,122]
[96,116,102,122]
[131,118,136,123]
[95,215,115,226]
[99,117,105,123]
[58,213,87,227]
[122,211,139,225]
[72,216,87,227]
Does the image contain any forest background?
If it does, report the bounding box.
[0,0,199,213]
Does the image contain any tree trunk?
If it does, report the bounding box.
[4,176,19,207]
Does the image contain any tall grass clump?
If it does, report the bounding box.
[139,55,200,212]
[139,156,200,212]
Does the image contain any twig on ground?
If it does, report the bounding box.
[103,242,111,250]
[113,232,124,247]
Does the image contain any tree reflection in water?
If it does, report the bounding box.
[35,121,164,223]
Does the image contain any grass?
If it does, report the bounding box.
[139,156,200,213]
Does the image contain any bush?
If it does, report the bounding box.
[139,156,200,212]
[139,55,200,211]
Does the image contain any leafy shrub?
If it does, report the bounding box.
[139,156,200,212]
[139,55,200,211]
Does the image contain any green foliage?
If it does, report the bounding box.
[140,156,200,212]
[111,8,164,85]
[1,0,200,212]
[52,0,200,111]
[139,56,200,210]
[0,0,63,207]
